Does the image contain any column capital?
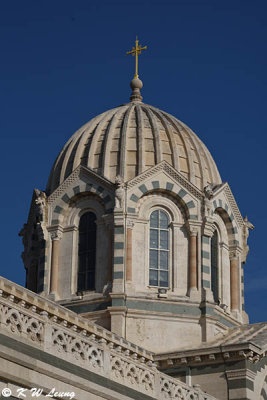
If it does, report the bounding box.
[126,220,135,229]
[48,225,63,241]
[229,245,242,260]
[184,220,201,236]
[50,230,62,241]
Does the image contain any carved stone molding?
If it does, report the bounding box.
[226,368,256,381]
[126,220,135,229]
[50,230,63,241]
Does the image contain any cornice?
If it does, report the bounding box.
[213,182,244,228]
[48,165,114,205]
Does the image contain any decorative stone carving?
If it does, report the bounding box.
[0,303,44,342]
[34,189,46,222]
[115,175,124,209]
[0,278,217,400]
[110,355,154,392]
[242,216,255,262]
[203,184,214,218]
[52,328,103,368]
[127,220,135,229]
[50,229,63,241]
[160,376,210,400]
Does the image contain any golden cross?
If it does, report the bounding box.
[126,37,147,79]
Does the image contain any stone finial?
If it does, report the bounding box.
[130,77,143,102]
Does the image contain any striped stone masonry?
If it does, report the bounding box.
[127,178,198,220]
[226,369,256,400]
[113,219,125,293]
[50,180,114,224]
[201,235,211,289]
[212,198,239,247]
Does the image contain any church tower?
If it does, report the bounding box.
[20,40,253,353]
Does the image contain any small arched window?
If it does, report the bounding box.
[149,210,170,287]
[78,212,97,292]
[211,230,219,302]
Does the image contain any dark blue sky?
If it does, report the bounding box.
[1,0,266,322]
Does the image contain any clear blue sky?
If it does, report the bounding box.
[1,0,266,322]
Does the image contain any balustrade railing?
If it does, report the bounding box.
[0,277,216,400]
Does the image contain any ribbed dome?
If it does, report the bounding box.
[47,102,221,194]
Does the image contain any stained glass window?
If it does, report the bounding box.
[149,210,169,287]
[78,212,96,291]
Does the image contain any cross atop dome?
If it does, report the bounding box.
[127,37,147,102]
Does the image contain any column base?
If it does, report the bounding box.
[188,287,201,301]
[47,291,58,301]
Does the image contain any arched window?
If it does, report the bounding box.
[78,212,97,292]
[211,230,219,302]
[149,210,169,287]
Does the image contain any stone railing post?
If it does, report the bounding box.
[40,311,53,353]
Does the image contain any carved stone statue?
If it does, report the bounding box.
[115,175,124,209]
[204,184,214,200]
[242,216,255,262]
[34,189,46,222]
[203,185,214,217]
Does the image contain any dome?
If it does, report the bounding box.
[47,99,221,195]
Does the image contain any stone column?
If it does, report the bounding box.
[126,221,134,282]
[189,231,198,292]
[107,225,113,282]
[50,230,62,298]
[230,253,239,312]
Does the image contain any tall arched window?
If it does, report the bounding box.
[211,230,219,302]
[149,210,169,287]
[78,212,97,292]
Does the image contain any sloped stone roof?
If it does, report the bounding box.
[209,322,267,352]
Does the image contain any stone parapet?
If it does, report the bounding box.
[0,276,216,400]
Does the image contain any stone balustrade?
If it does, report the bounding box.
[0,276,216,400]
